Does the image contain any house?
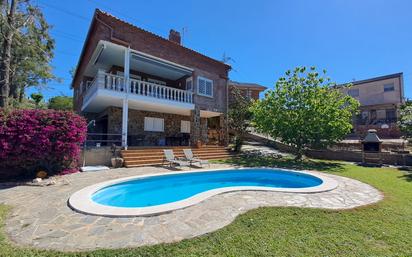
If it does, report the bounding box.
[338,72,405,138]
[228,81,266,103]
[72,9,231,148]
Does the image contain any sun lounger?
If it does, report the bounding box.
[163,149,190,168]
[183,149,209,167]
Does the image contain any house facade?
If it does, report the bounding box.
[338,73,405,138]
[72,9,231,148]
[228,81,266,104]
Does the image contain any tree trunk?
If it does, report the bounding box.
[18,84,25,102]
[294,140,304,160]
[0,0,17,108]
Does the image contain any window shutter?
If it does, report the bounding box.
[205,80,212,96]
[181,120,190,133]
[154,118,164,132]
[197,77,213,97]
[144,117,153,131]
[198,78,206,95]
[144,117,164,132]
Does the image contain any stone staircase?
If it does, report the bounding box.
[121,145,235,167]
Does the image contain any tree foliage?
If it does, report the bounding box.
[48,95,73,111]
[398,100,412,140]
[228,87,253,151]
[251,67,359,159]
[30,92,43,108]
[0,0,55,108]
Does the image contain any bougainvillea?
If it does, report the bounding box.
[0,109,87,179]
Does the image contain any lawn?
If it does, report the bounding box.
[0,157,411,257]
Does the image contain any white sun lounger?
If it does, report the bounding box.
[163,149,190,168]
[183,149,209,167]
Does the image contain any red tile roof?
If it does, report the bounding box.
[96,9,231,70]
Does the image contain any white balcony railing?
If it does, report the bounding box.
[83,71,193,106]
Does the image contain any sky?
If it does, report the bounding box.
[30,0,412,100]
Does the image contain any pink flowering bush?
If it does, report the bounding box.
[0,109,87,179]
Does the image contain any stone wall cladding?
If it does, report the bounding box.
[190,107,201,145]
[106,107,191,145]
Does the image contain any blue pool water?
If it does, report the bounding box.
[91,169,323,208]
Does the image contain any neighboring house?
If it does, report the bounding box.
[228,81,266,104]
[72,9,231,148]
[338,73,405,138]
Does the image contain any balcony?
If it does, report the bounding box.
[82,71,194,115]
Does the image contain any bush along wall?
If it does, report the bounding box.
[0,109,87,180]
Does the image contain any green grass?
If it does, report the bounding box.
[1,157,412,256]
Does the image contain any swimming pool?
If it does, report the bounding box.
[69,168,338,216]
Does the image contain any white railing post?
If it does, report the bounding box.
[96,69,105,89]
[102,75,194,105]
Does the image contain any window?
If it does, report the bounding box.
[384,83,395,92]
[186,77,193,91]
[181,120,191,133]
[116,71,141,80]
[86,80,92,90]
[361,111,369,119]
[370,110,377,120]
[148,78,166,86]
[197,76,213,97]
[246,89,252,99]
[144,117,164,132]
[386,109,396,120]
[348,88,359,97]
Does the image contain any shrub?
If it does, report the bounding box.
[0,109,87,179]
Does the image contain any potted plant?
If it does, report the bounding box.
[196,140,203,148]
[110,144,124,168]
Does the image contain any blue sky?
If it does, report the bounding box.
[31,0,412,100]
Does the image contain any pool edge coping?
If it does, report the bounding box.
[68,167,339,217]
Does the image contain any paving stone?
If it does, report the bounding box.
[0,164,383,251]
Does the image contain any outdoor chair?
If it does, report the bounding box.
[163,149,190,168]
[183,149,209,167]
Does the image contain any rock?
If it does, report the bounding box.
[33,178,42,183]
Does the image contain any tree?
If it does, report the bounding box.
[228,87,253,152]
[0,0,55,108]
[48,96,73,111]
[30,92,43,108]
[398,100,412,140]
[251,67,359,159]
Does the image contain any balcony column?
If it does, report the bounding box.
[121,47,130,148]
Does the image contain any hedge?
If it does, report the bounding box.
[0,109,87,179]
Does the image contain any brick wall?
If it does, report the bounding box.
[73,10,230,115]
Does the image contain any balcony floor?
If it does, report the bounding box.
[82,87,194,115]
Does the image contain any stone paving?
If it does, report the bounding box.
[0,164,382,251]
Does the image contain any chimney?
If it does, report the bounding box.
[168,29,181,45]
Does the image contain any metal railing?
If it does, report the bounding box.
[83,133,122,147]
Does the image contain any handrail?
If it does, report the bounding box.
[129,77,193,103]
[83,72,194,105]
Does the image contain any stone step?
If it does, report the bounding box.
[121,149,229,157]
[124,156,233,167]
[121,147,227,154]
[123,153,234,162]
[121,145,234,167]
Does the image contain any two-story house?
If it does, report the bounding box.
[72,9,231,148]
[228,80,266,104]
[338,73,405,138]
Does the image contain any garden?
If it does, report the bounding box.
[0,158,411,256]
